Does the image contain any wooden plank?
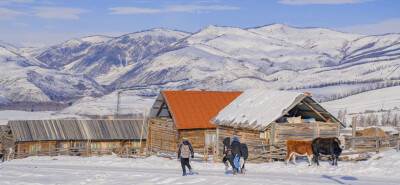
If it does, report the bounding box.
[301,100,327,122]
[375,127,379,153]
[270,123,275,151]
[155,100,165,117]
[351,118,356,150]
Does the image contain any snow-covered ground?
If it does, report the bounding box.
[322,86,400,114]
[322,86,400,125]
[0,110,88,125]
[59,91,155,116]
[1,150,399,185]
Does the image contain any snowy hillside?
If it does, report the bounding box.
[322,86,400,126]
[111,24,400,97]
[0,41,105,103]
[1,24,400,110]
[35,29,190,85]
[59,90,154,116]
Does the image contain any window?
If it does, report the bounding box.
[131,141,140,147]
[30,144,41,152]
[205,133,216,147]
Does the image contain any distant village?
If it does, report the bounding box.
[1,89,399,164]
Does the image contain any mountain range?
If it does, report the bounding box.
[1,24,399,106]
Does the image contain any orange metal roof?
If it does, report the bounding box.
[162,91,242,130]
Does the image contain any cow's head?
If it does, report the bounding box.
[337,136,345,149]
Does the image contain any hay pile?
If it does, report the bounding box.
[356,127,388,137]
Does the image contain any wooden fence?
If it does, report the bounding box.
[341,121,400,161]
[2,146,148,161]
[264,122,340,161]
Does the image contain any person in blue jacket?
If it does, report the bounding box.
[231,137,241,175]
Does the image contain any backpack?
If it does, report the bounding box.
[181,144,191,158]
[240,143,248,159]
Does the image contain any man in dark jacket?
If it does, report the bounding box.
[239,143,248,174]
[178,137,194,176]
[231,137,241,175]
[222,137,235,170]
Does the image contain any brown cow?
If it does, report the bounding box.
[286,140,314,166]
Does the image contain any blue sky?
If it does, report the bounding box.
[0,0,399,47]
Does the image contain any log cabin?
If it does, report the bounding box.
[210,89,345,163]
[147,90,242,160]
[1,119,147,159]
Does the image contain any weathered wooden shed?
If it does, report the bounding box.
[1,119,147,159]
[147,90,242,159]
[210,89,344,163]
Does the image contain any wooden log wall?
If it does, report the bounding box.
[147,118,178,154]
[217,126,266,163]
[179,129,215,154]
[11,140,147,159]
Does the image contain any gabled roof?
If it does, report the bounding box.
[8,120,147,142]
[210,89,343,130]
[150,91,242,130]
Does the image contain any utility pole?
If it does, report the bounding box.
[116,90,121,118]
[116,82,122,118]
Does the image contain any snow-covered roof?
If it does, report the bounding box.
[210,90,305,129]
[210,89,341,130]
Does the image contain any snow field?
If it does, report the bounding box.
[1,150,400,184]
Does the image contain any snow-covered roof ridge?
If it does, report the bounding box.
[210,89,307,129]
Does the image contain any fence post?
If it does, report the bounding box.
[351,117,356,150]
[375,127,379,153]
[270,122,276,152]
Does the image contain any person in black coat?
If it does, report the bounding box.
[231,137,241,174]
[222,137,235,170]
[178,137,194,176]
[239,143,249,174]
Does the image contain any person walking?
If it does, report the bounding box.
[231,137,241,175]
[239,143,248,174]
[178,137,194,176]
[222,137,235,170]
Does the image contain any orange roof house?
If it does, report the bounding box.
[147,90,242,160]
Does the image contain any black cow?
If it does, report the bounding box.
[312,136,344,166]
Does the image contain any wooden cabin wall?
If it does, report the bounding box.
[147,118,178,154]
[14,140,147,159]
[16,141,57,158]
[178,129,215,154]
[217,126,266,163]
[273,122,340,147]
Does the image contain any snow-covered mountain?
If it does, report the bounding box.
[2,24,400,108]
[0,41,105,103]
[35,29,190,85]
[110,24,400,97]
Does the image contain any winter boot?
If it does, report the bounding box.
[182,172,187,176]
[189,168,193,174]
[233,168,238,175]
[224,162,230,170]
[242,168,246,174]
